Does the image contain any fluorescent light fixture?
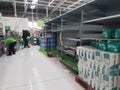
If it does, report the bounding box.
[32,0,38,4]
[30,0,38,9]
[30,5,36,9]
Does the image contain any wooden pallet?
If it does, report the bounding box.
[75,75,94,90]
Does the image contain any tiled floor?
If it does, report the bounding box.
[0,46,85,90]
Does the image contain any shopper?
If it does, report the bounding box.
[22,30,30,48]
[4,38,17,56]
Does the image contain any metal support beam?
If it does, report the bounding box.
[13,0,17,17]
[50,0,67,14]
[60,18,63,55]
[36,6,38,20]
[65,0,84,10]
[1,0,66,9]
[46,7,49,17]
[22,0,28,17]
[60,9,62,15]
[0,9,45,15]
[79,10,84,45]
[47,0,55,7]
[31,9,34,27]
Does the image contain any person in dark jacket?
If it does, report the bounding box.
[22,30,30,48]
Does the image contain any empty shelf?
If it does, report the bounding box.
[84,14,120,25]
[82,38,120,41]
[63,50,75,56]
[62,38,81,41]
[60,60,77,68]
[63,46,76,50]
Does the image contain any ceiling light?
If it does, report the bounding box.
[32,0,38,4]
[30,5,36,9]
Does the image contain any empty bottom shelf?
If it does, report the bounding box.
[60,60,78,72]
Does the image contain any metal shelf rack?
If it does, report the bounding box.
[44,0,120,72]
[44,0,101,72]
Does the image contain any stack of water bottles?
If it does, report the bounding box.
[52,32,57,49]
[40,32,57,50]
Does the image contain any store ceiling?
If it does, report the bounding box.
[0,0,89,19]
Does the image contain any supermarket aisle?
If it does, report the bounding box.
[0,46,84,90]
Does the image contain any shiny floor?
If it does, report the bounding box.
[0,46,85,90]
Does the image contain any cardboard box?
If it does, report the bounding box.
[102,75,117,88]
[95,50,102,62]
[102,51,120,66]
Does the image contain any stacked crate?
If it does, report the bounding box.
[40,32,57,50]
[40,37,46,49]
[46,33,51,50]
[52,32,57,49]
[77,46,120,90]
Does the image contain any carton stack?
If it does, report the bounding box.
[76,46,120,90]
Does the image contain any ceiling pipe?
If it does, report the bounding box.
[50,0,67,14]
[2,0,67,9]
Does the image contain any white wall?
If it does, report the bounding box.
[0,16,28,35]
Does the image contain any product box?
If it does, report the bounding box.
[95,50,102,62]
[94,84,102,90]
[102,75,118,89]
[76,46,83,56]
[101,51,120,66]
[76,49,79,56]
[94,71,100,84]
[91,81,95,89]
[117,76,120,90]
[100,63,120,76]
[86,48,95,60]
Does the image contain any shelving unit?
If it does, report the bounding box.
[45,2,101,73]
[45,0,120,74]
[81,0,120,42]
[80,0,120,89]
[43,0,120,89]
[44,0,103,72]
